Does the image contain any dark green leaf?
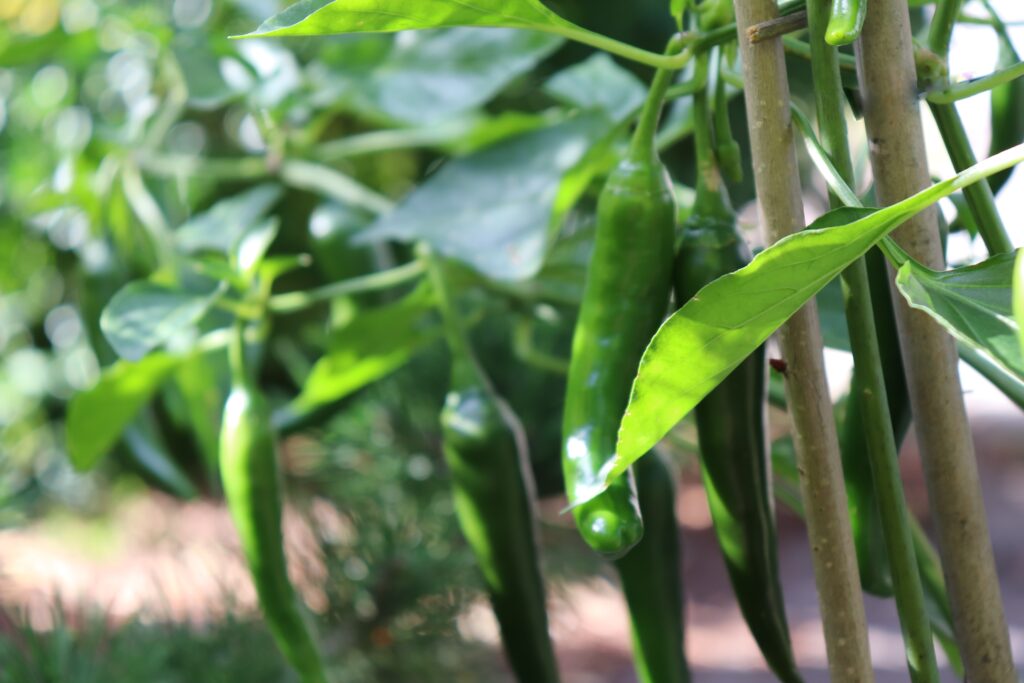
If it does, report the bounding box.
[101,282,221,361]
[357,113,613,281]
[313,28,562,126]
[895,250,1023,380]
[176,184,283,254]
[543,53,646,122]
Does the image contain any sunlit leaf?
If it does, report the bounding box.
[607,147,1024,485]
[240,0,579,38]
[289,285,442,413]
[66,353,183,471]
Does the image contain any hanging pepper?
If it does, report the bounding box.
[673,51,803,683]
[561,35,687,558]
[427,249,560,683]
[220,322,329,683]
[614,452,690,683]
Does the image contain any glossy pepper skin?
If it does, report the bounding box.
[675,210,802,683]
[825,0,867,45]
[675,55,802,681]
[615,453,689,683]
[440,360,560,683]
[220,331,328,683]
[561,38,682,559]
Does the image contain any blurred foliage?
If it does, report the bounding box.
[0,0,655,677]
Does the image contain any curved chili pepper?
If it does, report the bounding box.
[440,358,561,683]
[615,452,690,683]
[220,324,329,683]
[673,52,802,683]
[561,36,685,558]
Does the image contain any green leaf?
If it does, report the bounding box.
[895,250,1023,380]
[313,28,562,126]
[122,414,199,500]
[176,184,283,254]
[241,0,577,38]
[66,353,183,471]
[543,53,646,122]
[236,217,280,277]
[101,282,222,361]
[290,285,442,412]
[608,146,1024,485]
[1016,250,1024,358]
[357,113,613,281]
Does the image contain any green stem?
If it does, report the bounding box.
[783,36,858,70]
[228,319,253,390]
[420,244,488,389]
[805,2,940,677]
[280,160,394,216]
[927,0,963,58]
[267,260,425,313]
[550,26,695,70]
[631,36,691,159]
[958,343,1024,412]
[926,60,1024,103]
[928,102,1014,254]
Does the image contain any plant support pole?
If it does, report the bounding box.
[804,1,939,679]
[855,0,1017,680]
[732,1,874,680]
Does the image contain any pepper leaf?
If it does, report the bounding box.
[356,113,613,281]
[101,282,222,361]
[239,0,579,38]
[895,250,1024,381]
[66,353,183,471]
[606,145,1024,487]
[285,284,442,416]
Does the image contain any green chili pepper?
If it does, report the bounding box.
[615,452,689,683]
[825,0,868,46]
[561,36,686,558]
[673,52,802,683]
[426,247,560,683]
[440,362,560,683]
[220,323,329,683]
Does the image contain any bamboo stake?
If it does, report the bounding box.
[732,1,874,680]
[855,0,1017,680]
[803,1,939,679]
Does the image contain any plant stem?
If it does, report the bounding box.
[855,0,1017,680]
[280,160,394,216]
[805,3,939,678]
[928,102,1014,254]
[958,343,1024,412]
[731,1,874,679]
[267,260,425,313]
[927,0,963,60]
[926,60,1024,104]
[632,36,690,159]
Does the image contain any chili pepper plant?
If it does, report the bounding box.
[37,0,1024,680]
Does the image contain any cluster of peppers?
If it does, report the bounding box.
[211,0,984,679]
